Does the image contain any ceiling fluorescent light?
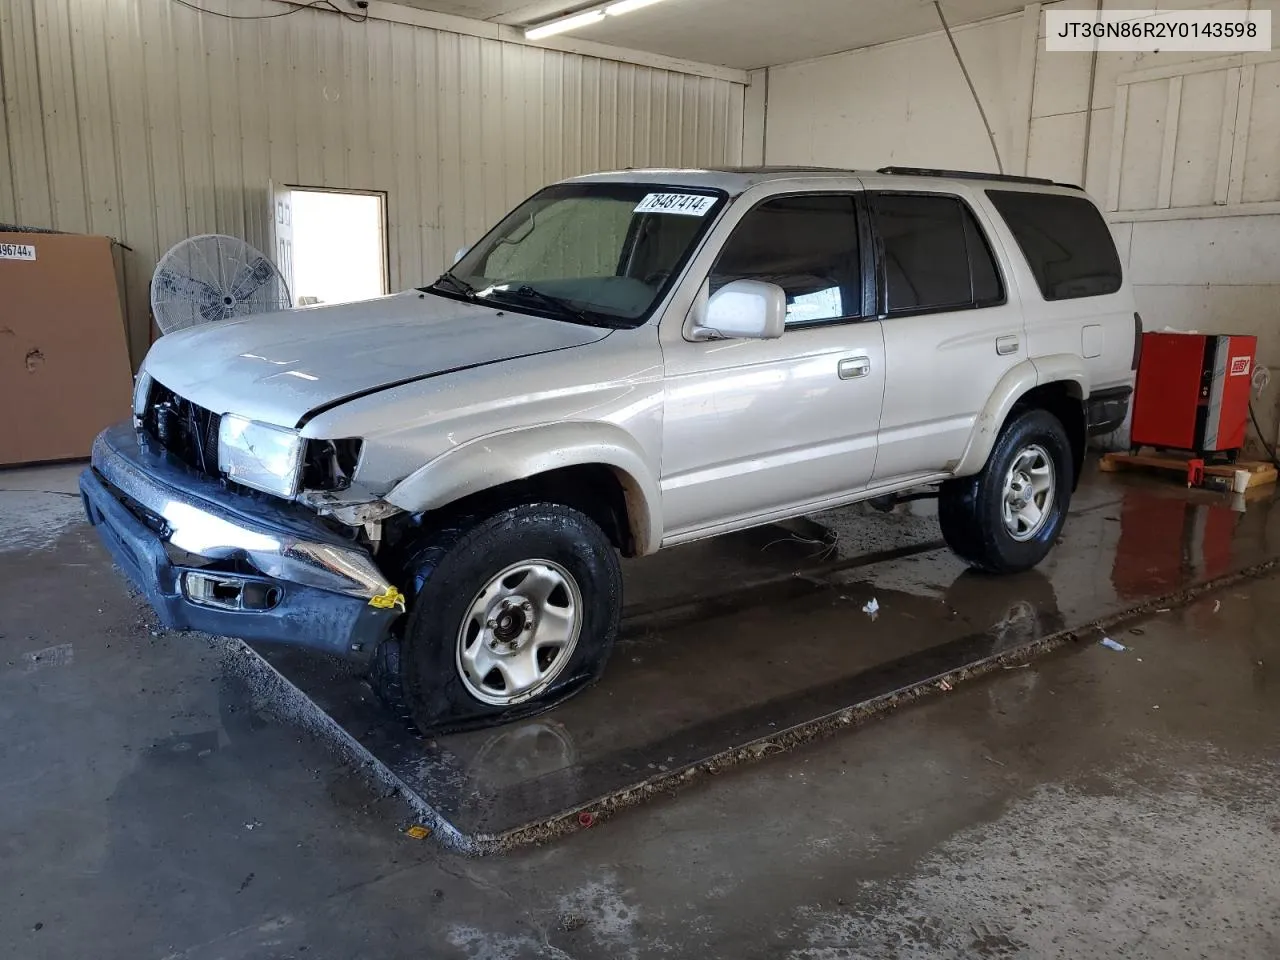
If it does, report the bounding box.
[525,9,606,39]
[606,0,669,14]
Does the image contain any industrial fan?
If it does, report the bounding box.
[150,234,292,335]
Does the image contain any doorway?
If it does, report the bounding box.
[287,188,388,306]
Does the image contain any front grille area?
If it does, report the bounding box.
[141,381,222,477]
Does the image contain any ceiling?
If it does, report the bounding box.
[391,0,1030,70]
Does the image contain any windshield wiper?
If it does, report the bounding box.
[427,270,477,298]
[489,285,595,325]
[429,276,626,328]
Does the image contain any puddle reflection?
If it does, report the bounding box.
[1111,486,1276,601]
[464,719,578,792]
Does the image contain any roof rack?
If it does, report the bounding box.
[876,166,1079,189]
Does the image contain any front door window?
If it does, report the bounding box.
[709,194,863,327]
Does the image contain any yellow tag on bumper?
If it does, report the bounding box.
[368,586,406,612]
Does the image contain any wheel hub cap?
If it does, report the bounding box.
[456,560,583,707]
[1001,444,1056,543]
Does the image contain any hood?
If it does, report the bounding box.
[143,291,612,428]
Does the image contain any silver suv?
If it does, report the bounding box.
[82,166,1138,731]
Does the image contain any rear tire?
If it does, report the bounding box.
[939,408,1073,574]
[371,503,622,734]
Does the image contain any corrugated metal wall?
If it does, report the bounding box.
[0,0,745,365]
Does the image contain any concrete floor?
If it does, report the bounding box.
[3,463,1279,958]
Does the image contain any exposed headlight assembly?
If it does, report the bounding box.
[218,414,305,497]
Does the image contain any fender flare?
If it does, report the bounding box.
[953,355,1089,476]
[384,421,662,555]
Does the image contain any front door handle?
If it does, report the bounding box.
[838,356,871,380]
[996,335,1020,356]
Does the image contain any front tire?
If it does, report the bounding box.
[939,408,1073,574]
[379,503,622,733]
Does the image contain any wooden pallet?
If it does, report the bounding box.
[1099,450,1278,489]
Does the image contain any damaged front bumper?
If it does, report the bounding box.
[80,422,399,664]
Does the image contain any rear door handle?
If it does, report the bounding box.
[838,356,871,380]
[996,335,1020,356]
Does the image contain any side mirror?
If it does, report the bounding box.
[452,245,469,266]
[695,279,786,340]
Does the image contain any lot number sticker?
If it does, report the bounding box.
[634,193,716,216]
[0,242,36,260]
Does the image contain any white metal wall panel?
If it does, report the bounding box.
[4,0,49,226]
[1,0,745,366]
[1117,80,1169,212]
[1104,52,1280,216]
[0,1,17,224]
[35,0,90,233]
[1170,69,1229,209]
[764,15,1025,173]
[726,81,745,165]
[1242,60,1280,204]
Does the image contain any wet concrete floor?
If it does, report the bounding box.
[250,473,1280,845]
[2,463,1279,957]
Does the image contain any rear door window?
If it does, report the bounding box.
[710,194,862,326]
[985,190,1122,301]
[869,193,1004,316]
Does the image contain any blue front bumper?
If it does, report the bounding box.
[80,423,399,664]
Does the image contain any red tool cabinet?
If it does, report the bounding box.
[1131,332,1256,454]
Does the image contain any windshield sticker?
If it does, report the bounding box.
[634,193,716,216]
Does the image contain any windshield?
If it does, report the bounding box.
[428,182,726,328]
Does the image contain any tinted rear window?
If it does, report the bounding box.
[870,193,1004,315]
[986,190,1122,301]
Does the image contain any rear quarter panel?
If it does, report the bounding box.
[977,189,1137,396]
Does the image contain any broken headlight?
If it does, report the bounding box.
[217,415,305,497]
[302,438,363,491]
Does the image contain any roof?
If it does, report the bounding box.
[566,166,1085,196]
[566,166,863,193]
